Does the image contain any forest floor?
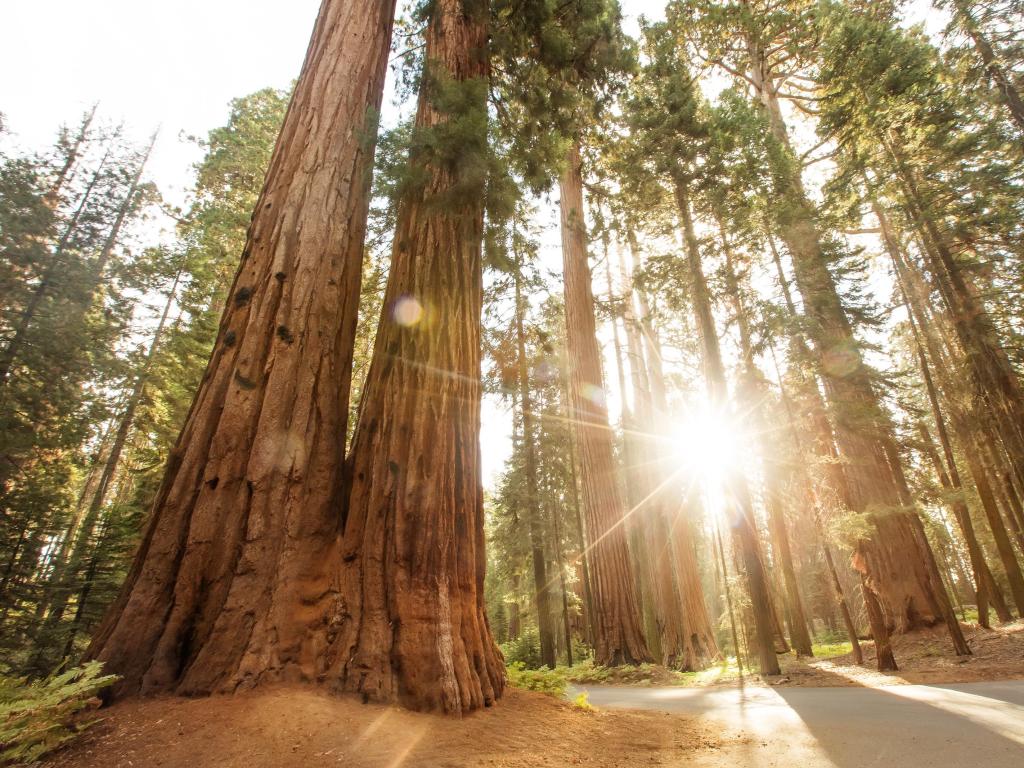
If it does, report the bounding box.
[773,620,1024,687]
[41,685,746,768]
[563,620,1024,689]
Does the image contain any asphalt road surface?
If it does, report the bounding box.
[569,680,1024,767]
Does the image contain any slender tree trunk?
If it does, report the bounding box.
[548,494,575,667]
[559,142,651,666]
[674,175,780,675]
[34,266,185,663]
[605,248,661,660]
[745,47,964,657]
[47,105,97,203]
[87,0,398,700]
[83,132,157,301]
[714,523,744,675]
[963,439,1024,615]
[770,344,865,664]
[514,250,557,669]
[884,217,1013,624]
[616,244,689,667]
[508,574,521,640]
[0,141,115,388]
[625,228,719,669]
[720,223,813,657]
[881,138,1024,495]
[951,0,1024,134]
[979,438,1024,557]
[564,377,596,648]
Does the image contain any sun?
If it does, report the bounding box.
[670,403,746,487]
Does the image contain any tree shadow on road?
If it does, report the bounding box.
[774,666,1024,768]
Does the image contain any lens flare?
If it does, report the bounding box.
[393,295,424,327]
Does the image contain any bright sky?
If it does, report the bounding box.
[0,0,671,488]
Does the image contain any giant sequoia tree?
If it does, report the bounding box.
[88,0,398,697]
[338,0,505,712]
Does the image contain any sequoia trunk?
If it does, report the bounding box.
[88,0,397,697]
[559,143,652,666]
[337,0,503,713]
[744,42,965,657]
[674,175,780,675]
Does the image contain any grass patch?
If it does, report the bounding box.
[675,657,744,686]
[563,661,680,686]
[810,641,854,659]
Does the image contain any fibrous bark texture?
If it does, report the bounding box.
[559,144,652,667]
[335,0,504,713]
[89,0,397,697]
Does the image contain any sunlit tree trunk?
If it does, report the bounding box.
[559,142,651,666]
[880,215,1008,627]
[882,207,1018,623]
[604,247,661,659]
[88,0,398,698]
[617,245,689,667]
[720,225,813,657]
[625,229,719,669]
[881,138,1024,496]
[744,46,965,659]
[674,175,780,675]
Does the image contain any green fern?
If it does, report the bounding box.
[0,662,118,765]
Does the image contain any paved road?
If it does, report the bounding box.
[569,681,1024,767]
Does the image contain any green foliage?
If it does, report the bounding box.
[565,661,675,686]
[505,662,567,697]
[0,662,116,765]
[500,627,545,669]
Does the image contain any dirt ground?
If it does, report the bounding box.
[774,620,1024,687]
[42,686,741,768]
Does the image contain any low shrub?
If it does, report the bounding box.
[505,662,567,697]
[0,662,117,765]
[500,628,544,670]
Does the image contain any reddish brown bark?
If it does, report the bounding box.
[617,246,685,666]
[883,136,1024,496]
[337,0,503,713]
[88,0,397,697]
[883,207,1014,625]
[559,143,651,666]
